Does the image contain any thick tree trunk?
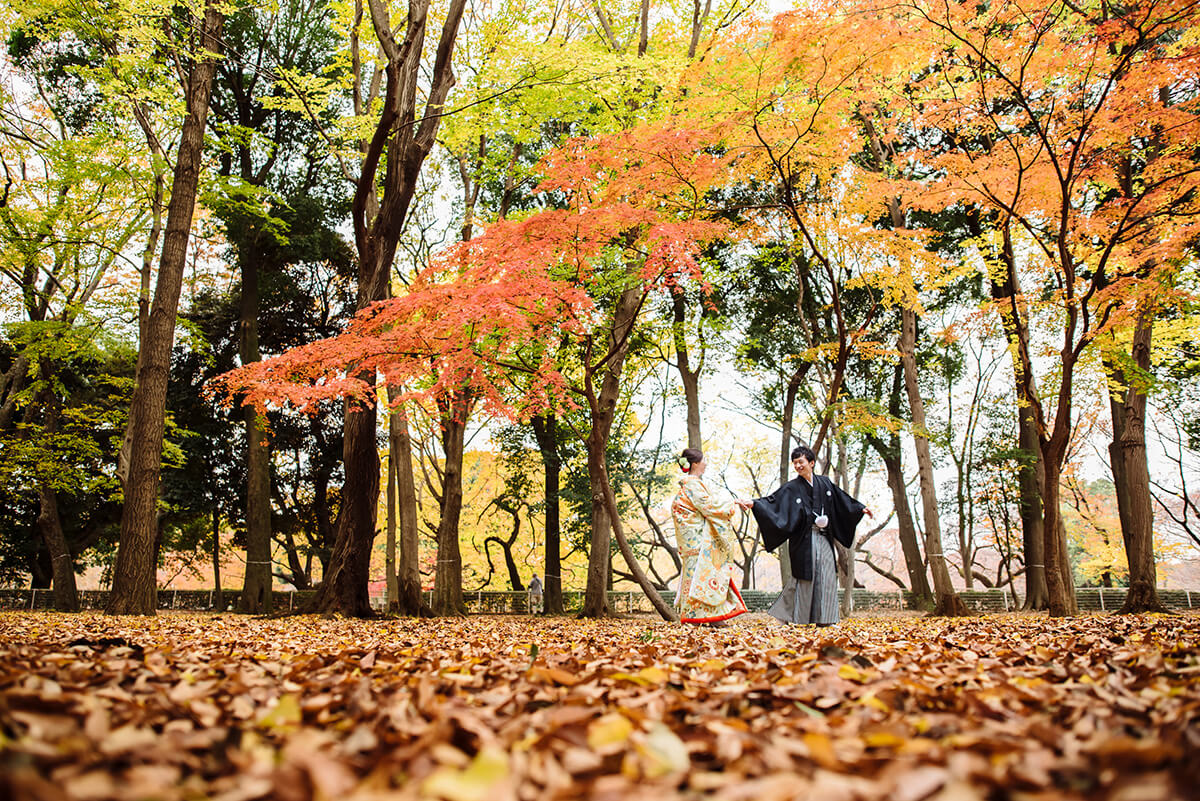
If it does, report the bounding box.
[1108,310,1165,613]
[387,393,429,616]
[582,435,615,618]
[431,391,471,616]
[900,309,967,617]
[39,481,78,612]
[310,397,378,616]
[1040,443,1078,617]
[107,3,224,615]
[531,413,564,614]
[315,0,465,617]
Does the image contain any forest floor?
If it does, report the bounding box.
[1,610,1197,801]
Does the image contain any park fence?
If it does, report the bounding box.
[2,586,1199,615]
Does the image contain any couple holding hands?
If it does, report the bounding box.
[670,446,871,627]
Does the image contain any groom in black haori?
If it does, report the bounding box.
[737,445,871,626]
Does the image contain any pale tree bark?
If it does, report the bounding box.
[387,389,430,616]
[900,310,968,617]
[310,0,467,616]
[385,424,399,609]
[1108,308,1165,613]
[107,2,224,615]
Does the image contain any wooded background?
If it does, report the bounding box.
[1,0,1198,620]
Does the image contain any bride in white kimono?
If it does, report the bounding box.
[671,448,748,626]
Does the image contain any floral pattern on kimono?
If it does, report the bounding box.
[671,475,747,624]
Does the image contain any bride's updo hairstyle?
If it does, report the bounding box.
[679,448,703,473]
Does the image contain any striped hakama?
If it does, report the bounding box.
[769,529,839,625]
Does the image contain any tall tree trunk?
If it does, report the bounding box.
[431,390,472,616]
[239,249,272,613]
[777,366,807,588]
[581,262,657,618]
[211,504,224,611]
[1017,404,1048,610]
[868,364,932,605]
[38,483,78,612]
[386,422,399,610]
[982,215,1048,609]
[387,392,429,616]
[107,2,224,615]
[313,0,466,616]
[1109,309,1165,613]
[312,398,378,616]
[531,412,564,614]
[900,309,967,617]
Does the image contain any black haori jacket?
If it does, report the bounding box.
[751,475,866,581]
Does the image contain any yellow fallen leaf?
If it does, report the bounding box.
[837,664,870,683]
[422,745,510,801]
[257,694,301,730]
[635,723,690,778]
[587,713,634,753]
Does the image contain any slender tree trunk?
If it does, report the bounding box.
[870,365,932,605]
[211,504,224,610]
[869,439,933,605]
[671,290,702,449]
[386,424,399,610]
[777,367,807,588]
[1109,310,1164,613]
[581,263,645,618]
[238,240,272,613]
[900,309,967,617]
[982,216,1048,609]
[431,391,471,616]
[600,463,678,621]
[1017,404,1048,609]
[387,392,429,616]
[107,3,224,615]
[532,412,564,614]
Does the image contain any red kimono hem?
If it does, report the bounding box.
[680,580,748,624]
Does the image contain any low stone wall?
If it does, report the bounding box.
[3,586,1198,615]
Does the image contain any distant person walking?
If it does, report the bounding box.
[527,574,544,614]
[737,445,870,626]
[672,447,748,626]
